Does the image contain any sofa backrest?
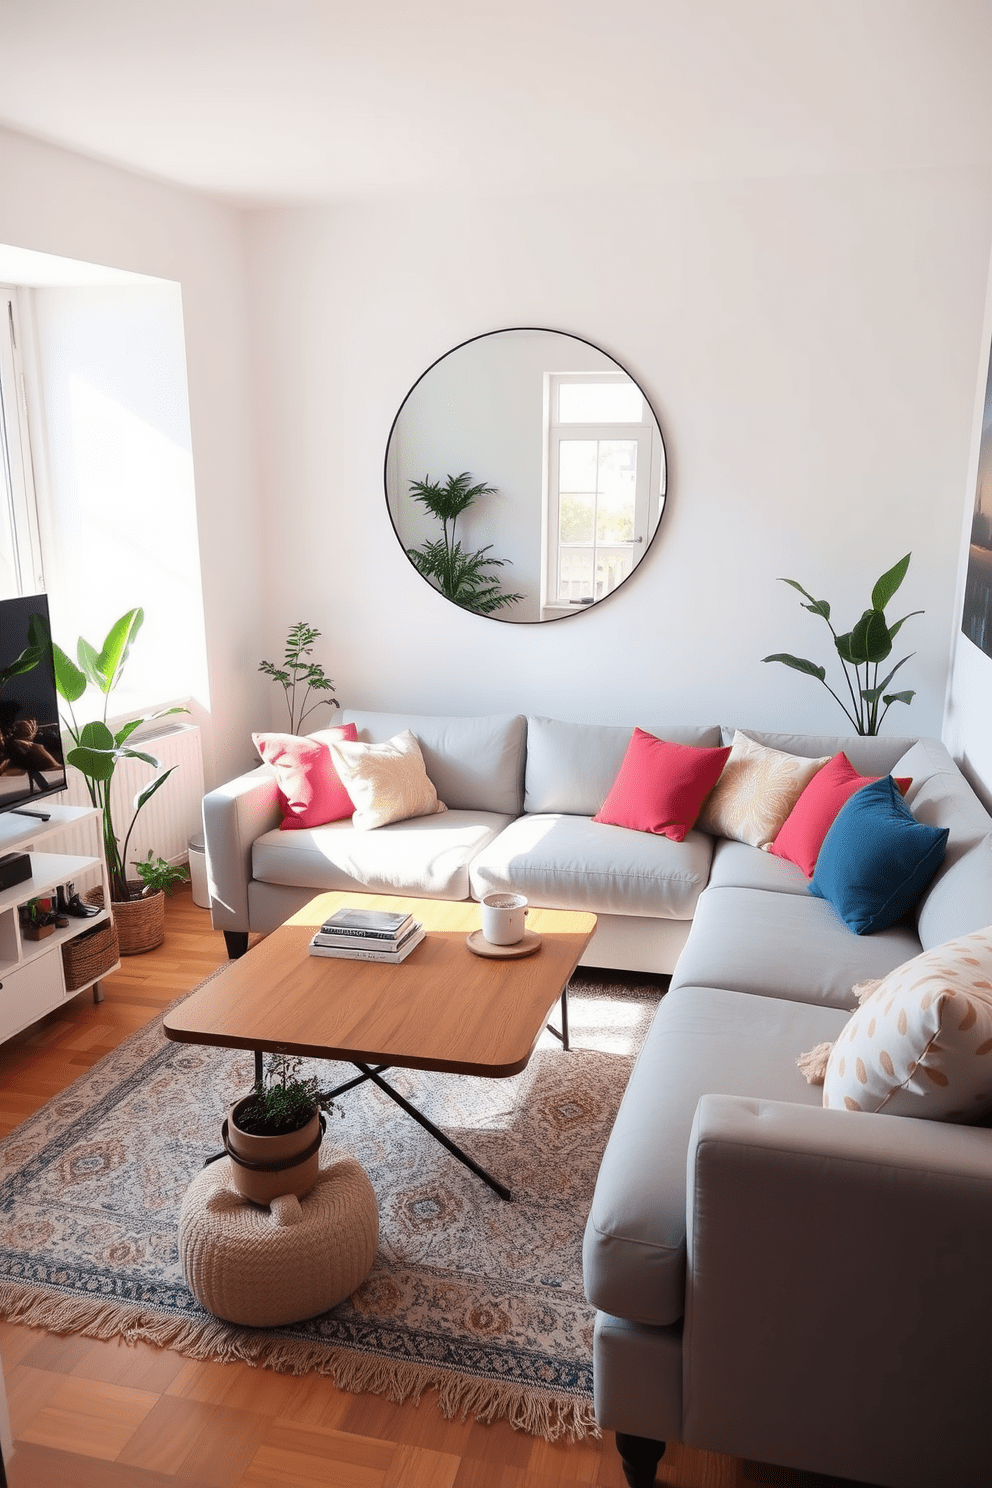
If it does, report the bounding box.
[524,717,722,816]
[340,710,526,815]
[719,727,918,776]
[887,738,992,948]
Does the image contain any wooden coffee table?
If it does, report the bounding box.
[164,892,597,1200]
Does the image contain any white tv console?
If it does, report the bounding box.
[0,803,118,1045]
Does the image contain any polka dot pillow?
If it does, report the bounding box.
[800,928,992,1121]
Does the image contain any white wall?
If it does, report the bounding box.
[247,169,992,736]
[0,126,265,787]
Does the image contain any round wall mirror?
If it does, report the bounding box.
[384,327,667,623]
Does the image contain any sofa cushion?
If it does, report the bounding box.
[821,929,992,1120]
[697,731,829,849]
[328,729,447,830]
[809,776,948,935]
[252,809,513,900]
[341,710,526,815]
[252,725,358,829]
[593,730,731,842]
[469,813,713,919]
[524,717,722,816]
[720,727,916,777]
[583,984,845,1327]
[669,885,921,1010]
[706,838,812,896]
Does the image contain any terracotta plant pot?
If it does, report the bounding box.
[223,1096,323,1206]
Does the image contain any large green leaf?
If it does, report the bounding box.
[66,744,116,782]
[97,608,143,691]
[52,642,87,703]
[871,554,910,613]
[761,653,826,681]
[844,609,892,665]
[118,747,161,769]
[779,578,831,620]
[887,609,924,642]
[132,765,177,813]
[79,719,115,751]
[76,637,104,692]
[883,689,915,707]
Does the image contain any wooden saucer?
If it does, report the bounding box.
[466,928,542,959]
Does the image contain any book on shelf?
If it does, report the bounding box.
[318,907,414,941]
[309,924,425,963]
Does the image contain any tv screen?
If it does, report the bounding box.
[0,592,67,813]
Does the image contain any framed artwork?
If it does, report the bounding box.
[962,349,992,656]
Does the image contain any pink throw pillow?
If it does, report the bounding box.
[593,728,732,843]
[252,723,358,830]
[769,752,911,878]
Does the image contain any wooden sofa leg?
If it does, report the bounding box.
[616,1433,666,1487]
[224,931,249,960]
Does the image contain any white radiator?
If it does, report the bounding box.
[43,722,204,876]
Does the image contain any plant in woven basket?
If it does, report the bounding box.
[52,608,187,904]
[234,1053,337,1137]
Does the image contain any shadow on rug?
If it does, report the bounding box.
[0,967,665,1441]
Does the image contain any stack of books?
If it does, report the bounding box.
[308,906,425,962]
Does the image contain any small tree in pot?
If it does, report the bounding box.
[226,1054,338,1206]
[53,608,187,952]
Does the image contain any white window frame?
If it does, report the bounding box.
[542,370,663,617]
[0,288,46,598]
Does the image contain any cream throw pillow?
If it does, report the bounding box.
[800,929,992,1121]
[697,730,830,849]
[327,729,447,831]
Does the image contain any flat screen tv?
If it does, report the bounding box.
[0,592,67,816]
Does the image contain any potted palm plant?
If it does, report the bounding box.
[53,608,187,954]
[405,472,524,615]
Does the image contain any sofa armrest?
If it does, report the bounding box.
[682,1094,992,1485]
[202,767,280,933]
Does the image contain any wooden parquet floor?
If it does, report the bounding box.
[0,889,856,1487]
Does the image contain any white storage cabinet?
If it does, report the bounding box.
[0,804,119,1045]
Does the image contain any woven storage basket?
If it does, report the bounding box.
[62,918,120,992]
[85,884,165,955]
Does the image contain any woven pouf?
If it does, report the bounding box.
[178,1155,378,1326]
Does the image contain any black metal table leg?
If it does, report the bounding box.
[546,986,571,1051]
[354,1062,513,1201]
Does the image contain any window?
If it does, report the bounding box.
[544,372,665,615]
[0,248,209,717]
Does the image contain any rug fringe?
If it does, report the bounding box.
[0,1282,598,1442]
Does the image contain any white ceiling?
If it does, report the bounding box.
[1,0,991,207]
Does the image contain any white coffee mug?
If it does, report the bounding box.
[481,892,528,946]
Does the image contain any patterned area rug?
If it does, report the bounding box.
[0,969,662,1441]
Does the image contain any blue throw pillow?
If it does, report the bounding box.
[809,774,948,935]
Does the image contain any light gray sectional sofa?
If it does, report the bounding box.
[202,712,992,1488]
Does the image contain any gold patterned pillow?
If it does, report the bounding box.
[805,930,992,1120]
[697,730,830,849]
[327,729,447,831]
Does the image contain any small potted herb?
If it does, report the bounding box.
[225,1054,337,1206]
[21,896,55,941]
